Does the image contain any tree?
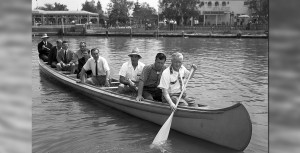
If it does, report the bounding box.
[81,0,97,13]
[248,0,268,23]
[96,0,103,14]
[108,0,134,25]
[37,3,68,11]
[53,3,68,11]
[132,2,157,25]
[159,0,200,25]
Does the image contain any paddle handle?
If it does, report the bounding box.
[175,67,195,108]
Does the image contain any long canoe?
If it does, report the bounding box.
[39,60,252,151]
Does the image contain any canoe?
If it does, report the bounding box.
[39,60,252,151]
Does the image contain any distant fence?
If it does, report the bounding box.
[32,23,268,35]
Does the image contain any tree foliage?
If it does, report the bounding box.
[108,0,134,25]
[132,2,157,25]
[37,2,68,11]
[159,0,200,25]
[81,0,98,13]
[248,0,268,23]
[96,1,103,14]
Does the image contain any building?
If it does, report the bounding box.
[197,0,250,26]
[158,0,251,26]
[32,9,99,26]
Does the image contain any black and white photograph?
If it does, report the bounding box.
[31,0,268,152]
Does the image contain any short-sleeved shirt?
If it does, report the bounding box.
[83,57,110,76]
[119,61,145,82]
[140,64,167,88]
[158,66,190,94]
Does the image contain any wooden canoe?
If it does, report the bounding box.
[39,60,252,151]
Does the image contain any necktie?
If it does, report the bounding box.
[95,60,98,76]
[64,50,67,63]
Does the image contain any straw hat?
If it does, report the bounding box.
[128,48,142,58]
[41,33,49,39]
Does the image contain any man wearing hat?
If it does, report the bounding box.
[118,48,145,93]
[37,33,53,62]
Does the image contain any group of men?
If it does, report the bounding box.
[38,33,197,111]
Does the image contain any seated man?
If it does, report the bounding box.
[56,41,76,74]
[136,53,167,102]
[76,49,92,79]
[47,39,62,68]
[37,33,53,62]
[158,52,197,111]
[73,41,90,72]
[118,48,145,93]
[78,48,110,87]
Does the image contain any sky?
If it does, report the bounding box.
[32,0,159,12]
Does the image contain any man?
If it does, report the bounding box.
[73,42,90,71]
[79,48,110,87]
[74,42,90,61]
[118,48,145,93]
[37,33,53,62]
[76,49,92,79]
[136,53,167,102]
[158,52,197,111]
[47,39,62,68]
[56,41,76,74]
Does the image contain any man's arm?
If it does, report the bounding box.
[79,68,87,83]
[67,51,75,65]
[120,76,134,86]
[136,80,144,101]
[104,70,110,87]
[56,50,64,65]
[136,66,148,101]
[162,88,176,111]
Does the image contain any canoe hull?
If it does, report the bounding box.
[39,60,252,151]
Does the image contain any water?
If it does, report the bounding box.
[32,36,268,153]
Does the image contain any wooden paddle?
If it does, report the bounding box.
[152,67,195,145]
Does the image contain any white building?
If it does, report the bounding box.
[196,0,250,26]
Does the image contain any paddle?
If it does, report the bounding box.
[152,67,195,145]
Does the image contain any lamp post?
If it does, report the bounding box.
[230,11,234,26]
[61,16,64,34]
[157,12,159,38]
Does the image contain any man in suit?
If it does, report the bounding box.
[47,39,62,68]
[37,33,53,62]
[56,41,76,74]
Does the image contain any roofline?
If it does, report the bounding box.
[32,10,99,16]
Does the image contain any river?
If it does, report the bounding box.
[32,36,268,153]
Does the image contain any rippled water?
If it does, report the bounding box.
[32,36,268,153]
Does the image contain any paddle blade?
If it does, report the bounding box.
[152,112,175,145]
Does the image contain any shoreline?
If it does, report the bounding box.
[32,32,268,39]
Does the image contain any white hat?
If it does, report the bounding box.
[41,33,49,39]
[128,48,142,58]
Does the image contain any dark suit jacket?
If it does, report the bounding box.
[38,41,53,56]
[48,46,59,65]
[77,57,92,78]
